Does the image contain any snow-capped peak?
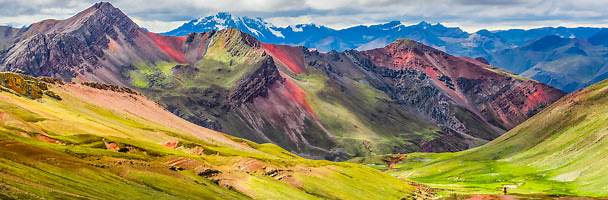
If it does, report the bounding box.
[416,21,432,29]
[289,24,320,32]
[170,12,287,39]
[289,25,303,32]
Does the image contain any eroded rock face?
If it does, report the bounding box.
[0,2,140,80]
[303,40,565,152]
[0,72,61,100]
[356,62,471,135]
[228,57,284,105]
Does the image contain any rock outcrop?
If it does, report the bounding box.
[0,2,140,80]
[302,39,564,151]
[228,57,284,105]
[0,72,61,100]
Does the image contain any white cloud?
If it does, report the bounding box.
[1,0,608,32]
[131,18,187,32]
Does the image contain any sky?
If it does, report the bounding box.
[1,0,608,33]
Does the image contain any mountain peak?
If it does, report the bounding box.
[76,2,132,24]
[383,20,402,27]
[92,2,115,10]
[413,21,448,30]
[164,12,284,39]
[215,11,233,17]
[194,12,260,26]
[370,20,402,30]
[83,1,124,17]
[416,21,432,28]
[391,39,429,49]
[382,39,446,56]
[213,28,261,47]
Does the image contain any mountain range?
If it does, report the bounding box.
[1,1,608,199]
[0,3,563,160]
[163,12,608,92]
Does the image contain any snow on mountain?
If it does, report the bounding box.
[163,12,284,41]
[163,12,606,62]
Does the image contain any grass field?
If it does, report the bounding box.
[0,73,415,199]
[368,80,608,197]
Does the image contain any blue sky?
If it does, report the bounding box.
[1,0,608,32]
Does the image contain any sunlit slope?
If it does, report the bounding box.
[391,80,608,196]
[0,73,414,199]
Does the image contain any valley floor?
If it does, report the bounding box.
[353,80,608,199]
[354,152,608,199]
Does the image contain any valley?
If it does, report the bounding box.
[0,2,563,160]
[362,79,608,197]
[0,1,607,199]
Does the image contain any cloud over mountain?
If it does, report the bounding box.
[2,0,608,32]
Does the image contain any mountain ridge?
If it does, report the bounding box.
[493,34,608,92]
[0,2,564,160]
[162,12,608,92]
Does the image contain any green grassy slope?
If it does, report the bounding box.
[382,80,608,197]
[0,73,415,199]
[288,67,439,157]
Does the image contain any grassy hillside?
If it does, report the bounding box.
[286,66,439,157]
[0,72,415,199]
[376,80,608,197]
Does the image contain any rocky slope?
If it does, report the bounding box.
[0,2,140,80]
[0,2,564,160]
[0,72,417,199]
[297,40,564,152]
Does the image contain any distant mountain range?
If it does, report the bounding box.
[493,34,608,92]
[0,3,562,160]
[163,12,608,92]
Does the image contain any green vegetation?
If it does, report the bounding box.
[0,74,415,199]
[127,29,266,91]
[377,80,608,197]
[291,68,439,157]
[128,61,177,88]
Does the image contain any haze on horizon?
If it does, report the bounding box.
[1,0,607,33]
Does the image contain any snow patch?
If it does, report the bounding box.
[241,21,261,36]
[269,28,284,38]
[214,24,227,30]
[212,16,227,24]
[290,25,303,32]
[382,22,402,30]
